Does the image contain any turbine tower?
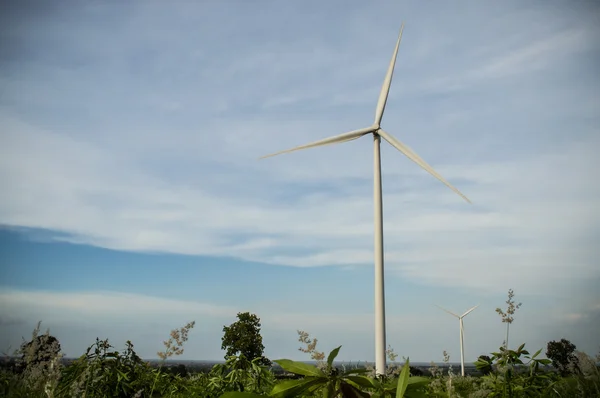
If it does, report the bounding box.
[436,305,479,376]
[260,24,471,376]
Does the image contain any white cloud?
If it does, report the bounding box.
[420,25,595,94]
[0,289,236,320]
[1,108,598,295]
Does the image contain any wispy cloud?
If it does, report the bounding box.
[2,110,597,295]
[418,25,596,95]
[1,0,599,361]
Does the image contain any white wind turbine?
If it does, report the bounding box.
[260,24,471,376]
[436,304,479,376]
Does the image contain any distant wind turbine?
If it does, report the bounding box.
[436,304,479,376]
[260,24,471,376]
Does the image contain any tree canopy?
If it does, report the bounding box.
[221,312,271,366]
[546,338,579,376]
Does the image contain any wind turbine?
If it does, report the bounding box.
[436,304,479,376]
[260,24,471,376]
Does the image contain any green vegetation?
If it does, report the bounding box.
[222,313,271,367]
[1,290,599,397]
[546,338,578,377]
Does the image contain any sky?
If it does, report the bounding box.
[1,1,599,364]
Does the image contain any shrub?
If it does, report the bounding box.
[14,321,63,396]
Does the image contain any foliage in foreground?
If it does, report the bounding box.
[224,345,429,398]
[2,291,600,397]
[3,327,599,398]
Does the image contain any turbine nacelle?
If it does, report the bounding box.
[436,304,480,319]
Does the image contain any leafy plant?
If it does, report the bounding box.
[474,355,493,375]
[221,346,430,398]
[211,354,275,395]
[56,338,154,398]
[3,316,600,398]
[270,345,374,397]
[481,342,555,397]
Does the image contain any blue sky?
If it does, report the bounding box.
[1,1,599,364]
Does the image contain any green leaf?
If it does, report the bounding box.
[382,379,399,391]
[368,377,382,390]
[396,358,411,398]
[404,390,429,398]
[406,376,430,386]
[269,377,326,398]
[345,375,377,389]
[220,393,266,398]
[307,381,328,396]
[327,346,342,368]
[274,359,325,377]
[323,382,335,398]
[531,348,542,359]
[339,381,371,398]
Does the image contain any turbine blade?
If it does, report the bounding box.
[259,127,375,159]
[435,304,459,318]
[462,305,479,318]
[374,24,404,126]
[378,129,472,204]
